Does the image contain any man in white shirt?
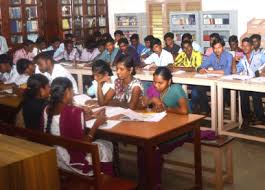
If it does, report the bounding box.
[0,35,8,55]
[34,53,79,94]
[144,38,174,69]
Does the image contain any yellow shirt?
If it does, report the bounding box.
[174,50,202,68]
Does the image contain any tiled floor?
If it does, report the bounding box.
[119,139,265,190]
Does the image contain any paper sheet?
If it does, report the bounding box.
[220,74,253,81]
[172,70,186,75]
[121,109,167,122]
[85,119,121,129]
[250,77,265,83]
[73,94,92,106]
[92,106,128,118]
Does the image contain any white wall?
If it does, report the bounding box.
[108,0,146,36]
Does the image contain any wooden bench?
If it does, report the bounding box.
[0,124,137,190]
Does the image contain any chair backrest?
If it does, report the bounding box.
[0,123,103,190]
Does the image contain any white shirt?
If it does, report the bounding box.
[36,64,79,94]
[0,65,20,84]
[0,36,8,55]
[14,74,29,86]
[80,48,100,62]
[144,49,174,66]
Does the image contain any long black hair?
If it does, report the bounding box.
[92,59,113,76]
[46,77,72,133]
[116,55,136,75]
[24,74,49,100]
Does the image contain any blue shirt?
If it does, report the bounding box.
[236,51,265,77]
[200,50,233,75]
[97,48,119,64]
[131,43,146,55]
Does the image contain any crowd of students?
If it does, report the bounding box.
[0,30,265,189]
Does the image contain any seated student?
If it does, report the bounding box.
[46,37,65,61]
[232,37,265,127]
[22,74,50,129]
[163,32,180,59]
[140,35,154,60]
[130,33,146,55]
[181,33,203,54]
[80,39,100,62]
[93,31,102,42]
[87,60,116,99]
[114,38,141,67]
[114,30,124,47]
[15,59,35,86]
[139,67,189,189]
[94,39,105,60]
[63,40,80,61]
[13,39,35,64]
[65,33,83,52]
[196,38,233,113]
[204,33,220,57]
[250,34,265,54]
[229,35,244,65]
[34,52,79,94]
[144,38,174,69]
[175,40,202,71]
[42,77,113,176]
[0,54,19,90]
[0,33,8,55]
[97,55,143,110]
[97,38,119,65]
[33,36,48,56]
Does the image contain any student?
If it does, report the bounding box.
[114,38,141,67]
[13,39,35,64]
[97,38,119,65]
[0,34,8,55]
[130,33,146,55]
[97,55,143,110]
[232,37,265,127]
[22,74,50,129]
[196,38,232,114]
[114,30,124,47]
[204,33,220,57]
[42,77,113,176]
[65,33,83,52]
[141,35,154,59]
[175,40,202,70]
[80,39,100,62]
[46,37,65,61]
[181,33,203,54]
[229,35,244,65]
[250,34,265,54]
[64,40,81,61]
[102,33,113,41]
[93,31,102,42]
[144,38,174,69]
[138,67,189,189]
[87,60,116,99]
[33,36,48,56]
[0,54,19,89]
[34,52,79,94]
[15,59,35,86]
[163,32,180,59]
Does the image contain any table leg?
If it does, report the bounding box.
[194,124,202,190]
[77,74,83,94]
[143,143,157,190]
[230,90,236,122]
[218,85,224,134]
[211,84,217,131]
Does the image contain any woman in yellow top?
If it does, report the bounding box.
[174,40,202,71]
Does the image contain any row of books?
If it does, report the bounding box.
[171,15,196,25]
[10,7,22,19]
[117,16,138,27]
[26,20,38,32]
[203,18,229,25]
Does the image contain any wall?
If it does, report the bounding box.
[108,0,265,38]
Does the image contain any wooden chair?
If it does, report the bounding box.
[0,124,137,190]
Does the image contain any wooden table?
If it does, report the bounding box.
[217,79,265,142]
[0,134,60,190]
[65,64,219,131]
[0,95,22,124]
[97,113,205,190]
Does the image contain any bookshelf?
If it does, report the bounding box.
[58,0,109,40]
[7,0,43,44]
[114,13,148,43]
[169,11,200,45]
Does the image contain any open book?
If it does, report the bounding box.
[120,109,167,122]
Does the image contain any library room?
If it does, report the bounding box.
[0,0,265,189]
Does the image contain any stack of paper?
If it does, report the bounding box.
[172,70,186,75]
[194,73,223,78]
[85,119,121,129]
[121,109,167,122]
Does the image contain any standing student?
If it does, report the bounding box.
[114,30,124,47]
[13,39,35,64]
[232,37,265,127]
[97,38,119,65]
[0,34,8,55]
[163,32,180,59]
[139,67,190,189]
[35,53,79,94]
[250,34,265,54]
[204,33,220,57]
[87,60,116,99]
[130,33,146,55]
[42,77,113,176]
[144,38,174,69]
[181,33,203,54]
[80,39,100,62]
[22,74,50,129]
[141,35,154,60]
[196,38,233,114]
[15,59,35,86]
[97,55,143,110]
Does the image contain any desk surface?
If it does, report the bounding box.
[104,113,204,140]
[0,95,22,108]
